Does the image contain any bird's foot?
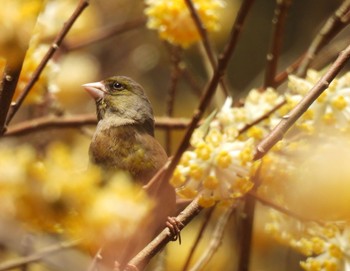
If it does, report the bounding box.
[166,216,183,244]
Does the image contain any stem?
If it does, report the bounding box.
[254,43,350,160]
[4,115,192,137]
[182,207,215,271]
[161,0,255,189]
[165,45,182,154]
[125,199,203,271]
[5,0,89,126]
[184,0,229,96]
[296,0,350,77]
[264,0,292,88]
[0,67,23,135]
[0,240,79,271]
[65,18,146,51]
[189,205,235,271]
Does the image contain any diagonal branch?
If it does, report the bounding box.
[4,115,191,137]
[5,0,90,127]
[0,67,23,135]
[125,199,203,271]
[0,240,79,271]
[160,0,255,190]
[296,0,350,77]
[254,43,350,160]
[64,18,146,51]
[264,0,292,88]
[184,0,229,96]
[182,207,215,271]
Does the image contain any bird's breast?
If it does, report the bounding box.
[89,124,167,183]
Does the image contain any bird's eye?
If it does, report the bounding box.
[112,82,124,91]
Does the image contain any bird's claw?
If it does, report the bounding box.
[166,216,183,244]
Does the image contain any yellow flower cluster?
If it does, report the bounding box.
[287,70,350,132]
[266,211,350,271]
[145,0,225,47]
[0,140,152,249]
[258,70,350,270]
[0,0,99,105]
[0,0,42,67]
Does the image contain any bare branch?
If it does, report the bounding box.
[189,205,234,271]
[0,67,23,135]
[182,207,215,271]
[0,240,79,271]
[165,45,182,154]
[184,0,229,96]
[248,191,327,226]
[254,43,350,160]
[4,115,191,137]
[264,0,292,88]
[161,0,255,190]
[5,0,90,126]
[125,199,203,271]
[296,0,350,77]
[65,18,146,51]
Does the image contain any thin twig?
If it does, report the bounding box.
[184,0,229,96]
[125,199,203,271]
[165,45,182,154]
[273,53,305,86]
[5,0,90,126]
[86,247,103,271]
[296,0,350,77]
[0,67,23,135]
[189,205,234,271]
[0,240,79,271]
[182,207,215,271]
[4,115,192,137]
[254,43,350,160]
[160,0,255,191]
[247,191,327,226]
[238,99,286,135]
[65,18,146,51]
[181,68,203,97]
[264,0,292,88]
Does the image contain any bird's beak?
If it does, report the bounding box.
[82,81,107,100]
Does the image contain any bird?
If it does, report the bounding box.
[83,75,176,269]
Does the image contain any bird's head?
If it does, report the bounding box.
[83,76,155,134]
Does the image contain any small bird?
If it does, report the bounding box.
[83,76,176,269]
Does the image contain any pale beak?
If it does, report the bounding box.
[82,81,107,100]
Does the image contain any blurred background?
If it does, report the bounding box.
[0,0,349,270]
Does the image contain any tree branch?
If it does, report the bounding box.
[254,43,350,160]
[161,0,255,191]
[264,0,292,88]
[0,240,79,271]
[125,199,203,271]
[184,0,229,96]
[182,207,215,271]
[5,0,89,127]
[64,18,146,51]
[189,205,234,271]
[0,67,23,135]
[4,115,191,137]
[296,0,350,77]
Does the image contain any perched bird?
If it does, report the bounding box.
[83,76,176,268]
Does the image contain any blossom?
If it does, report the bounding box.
[145,0,225,47]
[288,70,350,131]
[0,139,152,249]
[171,126,254,207]
[213,88,284,140]
[0,0,41,67]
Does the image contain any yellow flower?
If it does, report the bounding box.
[145,0,225,47]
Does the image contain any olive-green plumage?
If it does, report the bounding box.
[83,76,175,268]
[85,76,167,183]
